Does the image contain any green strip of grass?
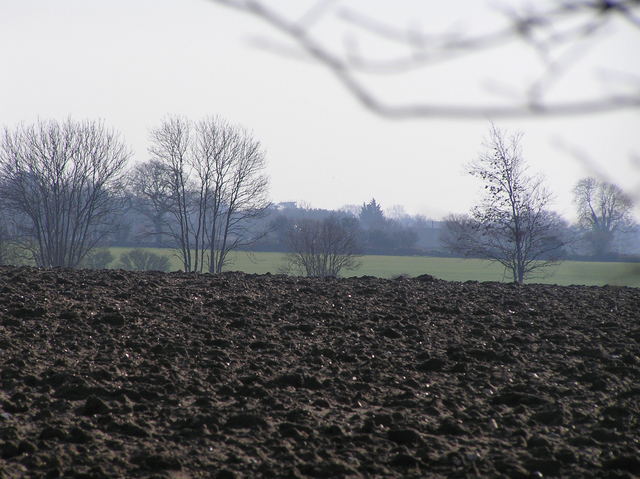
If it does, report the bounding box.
[106,247,640,287]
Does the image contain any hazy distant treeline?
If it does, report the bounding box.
[103,198,639,261]
[100,198,446,256]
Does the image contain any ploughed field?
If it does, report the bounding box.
[1,266,639,478]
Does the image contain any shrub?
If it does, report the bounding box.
[119,249,170,272]
[80,249,115,270]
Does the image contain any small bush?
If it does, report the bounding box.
[119,249,170,272]
[81,249,115,269]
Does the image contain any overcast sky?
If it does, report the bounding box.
[1,0,639,220]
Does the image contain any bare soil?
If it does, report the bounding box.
[1,266,639,478]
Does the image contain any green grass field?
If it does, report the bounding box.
[106,247,640,287]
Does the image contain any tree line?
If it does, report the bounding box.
[0,118,636,282]
[0,116,269,273]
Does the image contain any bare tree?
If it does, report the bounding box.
[193,117,270,273]
[0,119,130,268]
[149,115,270,273]
[128,160,174,247]
[573,177,634,256]
[442,125,565,283]
[149,117,198,271]
[284,214,360,277]
[208,0,640,119]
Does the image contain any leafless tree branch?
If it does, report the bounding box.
[208,0,640,118]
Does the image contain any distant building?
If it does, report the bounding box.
[277,201,297,210]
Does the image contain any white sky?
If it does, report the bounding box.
[1,0,639,221]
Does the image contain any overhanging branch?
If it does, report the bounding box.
[208,0,640,119]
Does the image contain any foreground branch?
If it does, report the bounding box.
[209,0,640,119]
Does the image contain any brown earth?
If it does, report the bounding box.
[0,265,639,478]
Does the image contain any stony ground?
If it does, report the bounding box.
[0,266,639,478]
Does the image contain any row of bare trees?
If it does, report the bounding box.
[0,117,270,271]
[0,118,634,281]
[270,159,635,281]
